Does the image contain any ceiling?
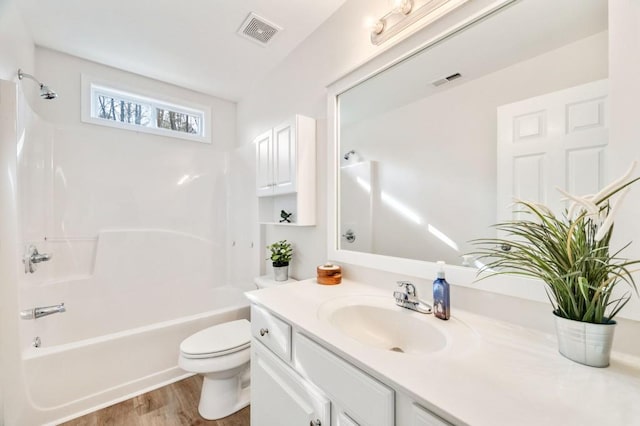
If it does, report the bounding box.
[17,0,348,101]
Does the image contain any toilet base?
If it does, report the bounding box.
[198,367,251,420]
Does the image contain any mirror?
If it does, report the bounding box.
[335,0,608,266]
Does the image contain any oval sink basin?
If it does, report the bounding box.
[318,296,448,355]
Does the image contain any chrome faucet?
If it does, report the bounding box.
[23,244,53,274]
[20,303,66,320]
[393,281,432,314]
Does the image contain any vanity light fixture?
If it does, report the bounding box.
[370,0,470,45]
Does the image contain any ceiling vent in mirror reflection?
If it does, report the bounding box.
[237,12,281,46]
[431,72,462,87]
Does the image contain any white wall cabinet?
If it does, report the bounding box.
[255,129,274,196]
[250,303,453,426]
[255,115,316,226]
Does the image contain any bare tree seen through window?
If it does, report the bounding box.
[97,95,151,127]
[94,91,204,138]
[156,109,200,134]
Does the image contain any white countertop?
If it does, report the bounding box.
[246,279,640,426]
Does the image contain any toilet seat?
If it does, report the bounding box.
[180,319,250,359]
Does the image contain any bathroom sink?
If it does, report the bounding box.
[317,295,448,355]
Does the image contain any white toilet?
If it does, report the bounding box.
[178,275,297,420]
[178,319,251,420]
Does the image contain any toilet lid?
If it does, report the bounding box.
[180,319,250,358]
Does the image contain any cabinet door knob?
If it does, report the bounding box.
[310,420,321,426]
[259,328,269,336]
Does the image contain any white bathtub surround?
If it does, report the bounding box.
[246,279,640,425]
[19,230,235,347]
[8,48,244,425]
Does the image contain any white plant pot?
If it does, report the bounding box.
[553,313,616,368]
[273,265,289,282]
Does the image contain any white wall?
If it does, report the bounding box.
[0,0,34,81]
[609,2,640,273]
[0,1,35,423]
[0,82,26,426]
[607,0,640,355]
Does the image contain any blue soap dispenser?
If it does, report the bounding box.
[433,261,450,320]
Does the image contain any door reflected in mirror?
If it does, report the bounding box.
[337,0,608,266]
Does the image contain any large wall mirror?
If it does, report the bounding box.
[329,0,608,289]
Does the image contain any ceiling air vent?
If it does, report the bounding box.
[237,12,281,46]
[431,72,462,87]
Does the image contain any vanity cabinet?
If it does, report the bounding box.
[251,304,329,426]
[255,115,316,226]
[252,342,330,426]
[250,303,451,426]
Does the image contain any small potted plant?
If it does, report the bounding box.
[471,162,640,367]
[267,240,293,282]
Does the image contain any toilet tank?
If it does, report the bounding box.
[254,275,298,289]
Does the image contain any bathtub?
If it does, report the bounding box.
[22,285,249,425]
[17,230,251,425]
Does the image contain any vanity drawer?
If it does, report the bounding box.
[251,304,292,361]
[294,333,394,426]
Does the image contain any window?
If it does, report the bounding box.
[81,75,211,143]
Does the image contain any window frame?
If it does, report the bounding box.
[81,74,212,144]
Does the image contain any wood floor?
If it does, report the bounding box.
[59,375,250,426]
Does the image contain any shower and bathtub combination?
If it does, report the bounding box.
[1,69,250,425]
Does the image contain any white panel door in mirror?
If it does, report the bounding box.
[513,111,546,141]
[512,154,545,221]
[497,79,608,221]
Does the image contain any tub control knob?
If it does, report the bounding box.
[310,420,321,426]
[259,328,269,336]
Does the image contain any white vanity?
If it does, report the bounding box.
[246,280,640,426]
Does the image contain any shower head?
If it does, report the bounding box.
[344,150,357,160]
[17,69,58,100]
[39,84,58,100]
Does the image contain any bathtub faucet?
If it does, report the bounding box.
[20,303,66,320]
[23,244,53,274]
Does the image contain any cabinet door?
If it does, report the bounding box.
[256,129,274,196]
[412,403,451,426]
[272,118,297,195]
[252,342,330,426]
[295,333,394,426]
[338,412,360,426]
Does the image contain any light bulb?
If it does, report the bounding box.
[392,0,412,14]
[364,16,385,34]
[363,15,376,29]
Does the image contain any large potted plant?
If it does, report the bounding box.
[267,240,293,282]
[471,163,640,367]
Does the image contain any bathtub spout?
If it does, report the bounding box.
[20,303,66,320]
